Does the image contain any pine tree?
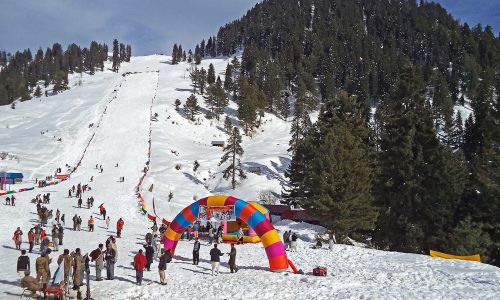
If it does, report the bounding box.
[219,127,246,189]
[237,78,261,134]
[172,44,179,64]
[450,112,464,150]
[224,63,233,93]
[33,86,42,98]
[207,63,216,85]
[177,45,183,63]
[184,94,200,121]
[112,39,120,72]
[224,115,233,133]
[288,99,311,154]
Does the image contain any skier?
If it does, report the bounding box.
[6,196,11,205]
[133,249,147,285]
[78,198,82,208]
[11,195,16,206]
[17,249,30,278]
[68,189,72,198]
[106,216,110,229]
[13,227,23,250]
[87,198,91,209]
[193,238,201,265]
[228,243,238,273]
[116,218,124,237]
[158,248,172,285]
[209,244,224,276]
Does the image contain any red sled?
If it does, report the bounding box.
[313,267,327,276]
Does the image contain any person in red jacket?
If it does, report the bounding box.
[116,218,124,238]
[28,229,35,253]
[133,249,147,285]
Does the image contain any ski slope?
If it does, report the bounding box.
[0,55,499,299]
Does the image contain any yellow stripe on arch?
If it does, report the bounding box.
[207,195,228,207]
[260,229,281,248]
[165,227,181,241]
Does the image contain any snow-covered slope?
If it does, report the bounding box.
[0,55,499,299]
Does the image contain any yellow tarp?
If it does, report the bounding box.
[429,250,481,262]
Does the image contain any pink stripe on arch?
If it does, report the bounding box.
[164,238,176,251]
[224,196,239,206]
[265,241,287,259]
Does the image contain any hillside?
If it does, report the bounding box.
[1,55,499,299]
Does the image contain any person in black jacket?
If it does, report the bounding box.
[17,250,30,278]
[143,243,154,271]
[228,244,238,273]
[104,243,116,280]
[193,238,200,265]
[158,248,171,285]
[209,244,224,276]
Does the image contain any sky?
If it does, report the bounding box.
[0,0,498,56]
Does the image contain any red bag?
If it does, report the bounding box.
[313,267,327,276]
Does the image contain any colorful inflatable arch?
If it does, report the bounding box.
[163,195,289,271]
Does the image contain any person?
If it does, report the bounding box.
[17,250,30,278]
[28,228,35,253]
[228,244,238,273]
[236,227,244,243]
[88,216,94,232]
[105,243,116,280]
[34,225,41,245]
[11,195,16,206]
[158,248,172,285]
[58,224,64,245]
[78,197,82,208]
[51,225,59,251]
[61,214,66,226]
[13,227,23,250]
[77,216,82,231]
[102,208,106,220]
[35,248,51,293]
[144,242,154,271]
[106,216,110,229]
[68,189,72,198]
[20,270,44,298]
[133,249,147,285]
[290,232,298,252]
[193,238,201,265]
[193,223,199,239]
[90,244,104,281]
[116,218,124,237]
[208,227,214,245]
[152,234,161,258]
[329,234,336,251]
[71,248,83,290]
[40,236,50,253]
[209,244,224,276]
[283,230,290,250]
[72,214,78,231]
[57,249,72,287]
[6,196,10,205]
[87,198,91,209]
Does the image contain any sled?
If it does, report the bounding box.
[429,250,480,262]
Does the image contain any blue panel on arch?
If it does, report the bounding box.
[247,211,266,228]
[234,200,247,218]
[190,201,200,218]
[174,213,190,228]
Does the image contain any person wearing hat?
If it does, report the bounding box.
[20,270,43,297]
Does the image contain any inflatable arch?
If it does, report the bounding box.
[163,195,289,271]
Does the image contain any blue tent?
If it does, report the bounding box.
[0,172,24,184]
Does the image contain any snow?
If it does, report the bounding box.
[1,55,500,299]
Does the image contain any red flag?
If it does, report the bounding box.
[162,218,170,225]
[147,214,156,221]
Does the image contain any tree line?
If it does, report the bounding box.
[1,39,131,106]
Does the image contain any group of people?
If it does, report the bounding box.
[4,195,16,206]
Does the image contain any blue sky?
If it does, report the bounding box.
[0,0,498,56]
